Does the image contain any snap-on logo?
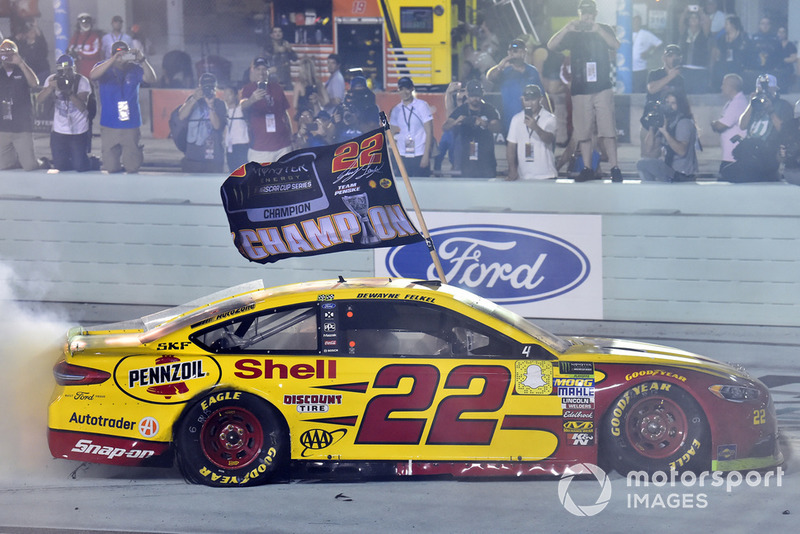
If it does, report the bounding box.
[385,225,591,303]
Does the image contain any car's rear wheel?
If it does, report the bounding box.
[602,381,709,475]
[175,390,288,487]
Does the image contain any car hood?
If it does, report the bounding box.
[563,336,752,380]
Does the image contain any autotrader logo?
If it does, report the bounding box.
[558,463,613,516]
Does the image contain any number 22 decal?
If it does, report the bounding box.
[331,132,383,173]
[355,364,511,446]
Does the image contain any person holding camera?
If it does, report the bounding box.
[506,84,557,180]
[68,13,102,79]
[37,55,91,172]
[175,73,227,173]
[720,74,793,183]
[240,56,293,163]
[486,38,546,135]
[90,41,157,173]
[641,45,686,158]
[547,0,622,182]
[0,39,39,171]
[636,91,698,182]
[441,80,501,178]
[389,76,434,177]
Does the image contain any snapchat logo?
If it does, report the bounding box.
[515,360,553,395]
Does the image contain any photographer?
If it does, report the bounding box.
[335,76,380,142]
[176,73,227,173]
[0,39,39,171]
[636,91,698,182]
[720,74,793,183]
[37,55,91,172]
[441,80,501,178]
[90,41,157,173]
[642,45,685,158]
[241,56,293,163]
[547,0,622,182]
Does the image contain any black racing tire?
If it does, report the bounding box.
[602,381,710,475]
[175,390,288,487]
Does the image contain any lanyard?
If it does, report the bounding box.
[401,102,418,131]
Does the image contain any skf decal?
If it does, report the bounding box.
[156,342,192,351]
[300,428,347,457]
[514,360,553,395]
[234,359,337,380]
[114,354,221,405]
[625,370,688,382]
[284,394,343,413]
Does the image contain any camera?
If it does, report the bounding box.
[640,100,666,130]
[751,74,772,110]
[56,72,74,94]
[201,84,216,99]
[121,52,136,62]
[257,80,268,91]
[576,21,593,31]
[688,5,699,12]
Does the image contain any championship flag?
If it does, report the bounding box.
[221,128,424,264]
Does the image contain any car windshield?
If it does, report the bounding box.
[441,284,571,353]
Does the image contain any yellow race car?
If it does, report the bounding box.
[48,278,782,486]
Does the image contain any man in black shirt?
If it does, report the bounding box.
[441,80,501,178]
[0,39,39,171]
[548,0,622,182]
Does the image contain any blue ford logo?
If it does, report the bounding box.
[385,224,590,303]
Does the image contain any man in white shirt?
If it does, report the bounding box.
[389,76,433,176]
[101,15,133,60]
[37,54,91,171]
[506,84,557,180]
[711,73,747,175]
[324,53,345,113]
[632,15,662,93]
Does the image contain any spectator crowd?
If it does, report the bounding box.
[2,0,800,185]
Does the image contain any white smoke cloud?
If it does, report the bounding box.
[0,261,72,483]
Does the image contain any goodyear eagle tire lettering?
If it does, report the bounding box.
[602,381,709,475]
[175,390,288,487]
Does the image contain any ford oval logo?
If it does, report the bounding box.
[385,224,590,303]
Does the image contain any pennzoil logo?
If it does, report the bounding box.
[114,354,222,405]
[300,428,347,457]
[514,360,553,395]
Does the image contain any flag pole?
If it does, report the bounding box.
[379,112,447,284]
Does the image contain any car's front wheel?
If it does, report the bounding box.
[175,390,288,487]
[602,381,709,475]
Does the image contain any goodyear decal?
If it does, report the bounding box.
[197,448,277,485]
[514,360,553,394]
[114,354,222,405]
[625,369,688,382]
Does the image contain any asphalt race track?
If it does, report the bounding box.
[0,308,798,533]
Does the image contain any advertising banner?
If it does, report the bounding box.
[375,212,603,319]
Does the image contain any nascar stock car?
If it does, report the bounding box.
[48,278,782,487]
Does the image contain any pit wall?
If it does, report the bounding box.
[1,174,798,328]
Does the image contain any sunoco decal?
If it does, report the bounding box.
[114,354,222,405]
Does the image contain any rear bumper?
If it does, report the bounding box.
[48,428,172,467]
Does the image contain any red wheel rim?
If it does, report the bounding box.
[200,407,264,470]
[624,396,688,459]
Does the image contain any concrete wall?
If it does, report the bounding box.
[1,173,798,328]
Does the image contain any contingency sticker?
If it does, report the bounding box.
[514,360,553,395]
